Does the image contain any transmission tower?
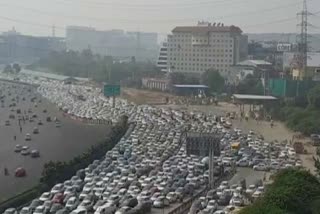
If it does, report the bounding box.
[296,0,312,74]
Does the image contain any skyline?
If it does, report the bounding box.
[0,0,319,37]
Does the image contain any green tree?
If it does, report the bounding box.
[3,64,13,73]
[307,85,320,108]
[201,69,225,93]
[12,63,21,73]
[240,169,320,214]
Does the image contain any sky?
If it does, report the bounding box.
[0,0,319,38]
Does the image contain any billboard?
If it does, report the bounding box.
[277,43,292,52]
[186,132,221,156]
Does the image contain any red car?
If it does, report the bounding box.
[15,167,26,177]
[52,193,64,204]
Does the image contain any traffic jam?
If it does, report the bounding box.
[1,73,303,214]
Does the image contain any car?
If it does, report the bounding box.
[55,209,69,214]
[253,163,269,171]
[15,167,26,177]
[3,208,18,214]
[52,193,65,204]
[5,120,10,126]
[43,201,53,213]
[14,144,22,152]
[29,199,41,212]
[46,117,51,122]
[39,192,52,202]
[55,121,61,128]
[77,199,94,211]
[66,196,79,210]
[206,200,218,211]
[33,127,39,134]
[25,133,31,141]
[94,205,117,214]
[31,150,40,158]
[229,196,244,206]
[19,207,31,214]
[38,120,43,125]
[166,192,177,203]
[115,206,131,214]
[21,147,30,156]
[33,205,45,214]
[51,184,64,194]
[49,203,63,214]
[153,196,170,208]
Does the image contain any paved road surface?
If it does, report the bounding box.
[0,82,109,202]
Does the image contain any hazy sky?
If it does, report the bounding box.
[0,0,319,38]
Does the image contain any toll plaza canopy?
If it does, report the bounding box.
[172,84,209,96]
[232,94,277,104]
[232,94,278,116]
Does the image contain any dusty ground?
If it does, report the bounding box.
[122,88,175,105]
[124,88,317,174]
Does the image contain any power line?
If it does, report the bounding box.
[0,0,303,23]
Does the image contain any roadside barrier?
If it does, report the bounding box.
[168,167,237,214]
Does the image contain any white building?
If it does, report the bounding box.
[156,42,168,72]
[167,22,247,77]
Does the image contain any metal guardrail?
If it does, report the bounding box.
[168,168,237,214]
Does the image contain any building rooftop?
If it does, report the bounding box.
[173,84,209,88]
[237,60,272,67]
[233,94,277,100]
[172,25,242,34]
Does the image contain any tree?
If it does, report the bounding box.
[307,85,320,108]
[240,169,320,214]
[201,69,225,93]
[12,63,21,73]
[3,64,13,73]
[236,74,264,95]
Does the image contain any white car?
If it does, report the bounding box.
[66,196,79,210]
[39,192,52,202]
[25,133,31,141]
[253,163,269,171]
[206,200,218,211]
[33,206,45,214]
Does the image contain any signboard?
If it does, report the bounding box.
[186,132,221,156]
[103,84,120,97]
[277,43,292,52]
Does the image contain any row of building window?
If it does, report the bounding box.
[172,34,230,38]
[169,58,233,63]
[168,43,233,48]
[168,46,232,52]
[168,53,233,57]
[172,67,230,73]
[168,39,233,44]
[170,63,230,67]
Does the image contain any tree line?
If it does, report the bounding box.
[240,169,320,214]
[26,49,162,84]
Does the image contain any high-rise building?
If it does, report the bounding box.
[66,26,158,61]
[156,42,168,72]
[167,22,247,78]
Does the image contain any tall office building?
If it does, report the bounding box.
[167,22,247,78]
[156,42,168,72]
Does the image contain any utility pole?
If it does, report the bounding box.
[297,0,312,80]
